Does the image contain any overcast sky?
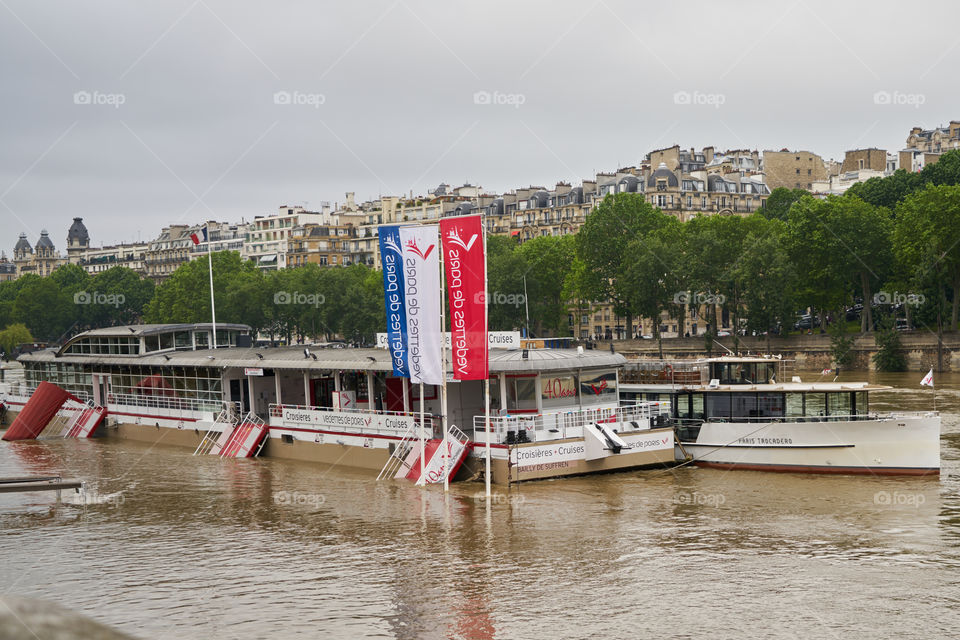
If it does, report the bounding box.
[1,0,958,254]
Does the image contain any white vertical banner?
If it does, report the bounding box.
[399,225,443,385]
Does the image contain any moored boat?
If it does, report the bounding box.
[0,323,676,484]
[619,356,940,475]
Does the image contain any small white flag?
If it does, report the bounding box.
[921,368,934,387]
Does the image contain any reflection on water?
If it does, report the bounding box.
[1,372,959,639]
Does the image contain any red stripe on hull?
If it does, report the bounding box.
[695,461,940,476]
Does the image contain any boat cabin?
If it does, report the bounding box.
[10,324,642,447]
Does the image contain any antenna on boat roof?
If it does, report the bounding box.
[713,339,734,356]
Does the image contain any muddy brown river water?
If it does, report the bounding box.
[2,370,960,639]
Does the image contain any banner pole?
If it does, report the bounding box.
[207,226,217,349]
[439,232,450,493]
[483,216,491,499]
[419,382,425,482]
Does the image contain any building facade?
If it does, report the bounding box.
[288,223,357,268]
[841,148,887,173]
[762,150,828,190]
[78,242,150,275]
[13,230,66,278]
[243,206,327,270]
[899,121,960,172]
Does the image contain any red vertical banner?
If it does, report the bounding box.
[440,215,488,380]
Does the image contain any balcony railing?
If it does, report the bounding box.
[472,402,670,444]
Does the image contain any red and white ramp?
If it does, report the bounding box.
[218,412,269,458]
[63,405,107,438]
[398,426,472,485]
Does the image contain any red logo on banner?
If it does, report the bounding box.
[405,238,435,261]
[440,215,488,380]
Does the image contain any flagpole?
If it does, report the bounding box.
[419,382,425,481]
[206,226,218,349]
[439,230,450,493]
[483,215,491,500]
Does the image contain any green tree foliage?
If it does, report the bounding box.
[576,193,671,335]
[846,170,923,209]
[485,235,528,332]
[873,317,906,371]
[12,276,74,341]
[517,235,576,336]
[783,195,891,331]
[757,187,807,221]
[736,217,797,350]
[147,253,385,344]
[0,323,33,358]
[622,216,684,356]
[846,149,960,209]
[892,183,960,332]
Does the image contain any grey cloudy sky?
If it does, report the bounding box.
[1,0,958,254]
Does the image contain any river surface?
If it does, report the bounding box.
[2,370,960,639]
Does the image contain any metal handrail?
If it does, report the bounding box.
[472,402,671,444]
[108,392,221,414]
[704,412,937,423]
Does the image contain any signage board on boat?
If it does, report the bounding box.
[620,431,674,452]
[244,368,264,376]
[509,431,674,467]
[376,331,521,350]
[280,407,415,432]
[510,442,587,467]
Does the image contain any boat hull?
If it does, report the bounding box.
[682,414,941,476]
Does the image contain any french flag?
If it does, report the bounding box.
[190,226,208,245]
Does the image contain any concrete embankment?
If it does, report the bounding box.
[602,331,960,371]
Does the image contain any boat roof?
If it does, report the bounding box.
[620,381,892,392]
[20,345,625,375]
[72,323,251,338]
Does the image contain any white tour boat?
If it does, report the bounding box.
[619,356,940,476]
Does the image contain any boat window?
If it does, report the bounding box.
[541,374,578,408]
[757,393,785,417]
[786,393,804,417]
[827,392,852,416]
[194,331,209,349]
[580,371,617,405]
[175,331,192,350]
[691,393,705,419]
[705,393,732,418]
[158,332,174,351]
[144,335,161,352]
[489,376,501,412]
[732,392,758,417]
[506,377,537,411]
[854,391,869,415]
[673,393,690,419]
[805,393,826,416]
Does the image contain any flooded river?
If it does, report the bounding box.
[2,370,959,639]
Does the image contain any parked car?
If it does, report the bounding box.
[793,315,820,330]
[716,331,731,337]
[895,318,911,331]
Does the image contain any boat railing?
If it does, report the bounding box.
[472,402,671,445]
[705,412,937,424]
[108,392,222,415]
